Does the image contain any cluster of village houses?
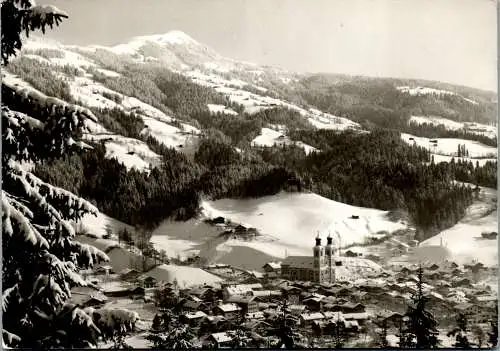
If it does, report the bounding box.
[71,232,498,348]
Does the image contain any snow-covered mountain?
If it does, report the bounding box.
[10,31,365,171]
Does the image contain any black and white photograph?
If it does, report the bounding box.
[1,0,498,348]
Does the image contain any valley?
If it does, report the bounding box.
[2,23,497,349]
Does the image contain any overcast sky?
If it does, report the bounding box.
[39,0,497,91]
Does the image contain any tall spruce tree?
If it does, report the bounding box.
[1,0,136,347]
[402,265,440,348]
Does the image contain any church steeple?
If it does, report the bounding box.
[313,232,324,269]
[315,232,322,246]
[325,232,335,283]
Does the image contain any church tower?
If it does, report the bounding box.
[313,233,324,282]
[325,233,334,282]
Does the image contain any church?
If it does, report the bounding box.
[281,234,341,283]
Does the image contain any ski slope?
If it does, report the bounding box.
[202,192,408,259]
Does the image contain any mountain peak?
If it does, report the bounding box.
[133,30,198,45]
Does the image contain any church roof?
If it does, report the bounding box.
[282,256,314,269]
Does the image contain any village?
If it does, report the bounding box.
[72,224,498,348]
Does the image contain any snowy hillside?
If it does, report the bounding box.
[251,128,318,155]
[202,192,408,259]
[84,133,162,172]
[397,86,479,105]
[401,133,497,164]
[409,115,497,139]
[420,186,497,266]
[17,33,362,165]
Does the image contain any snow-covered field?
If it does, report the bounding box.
[149,235,200,260]
[85,133,162,172]
[397,86,479,105]
[420,186,498,267]
[207,103,238,115]
[144,264,223,288]
[72,212,133,238]
[401,133,497,160]
[202,192,408,259]
[409,116,497,139]
[251,128,318,155]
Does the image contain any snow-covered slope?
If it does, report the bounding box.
[72,212,133,238]
[401,133,497,163]
[409,116,497,139]
[207,104,238,115]
[420,186,497,266]
[397,86,479,105]
[202,192,408,259]
[251,128,318,155]
[143,264,223,288]
[85,133,162,172]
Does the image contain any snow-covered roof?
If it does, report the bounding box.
[264,262,282,269]
[251,290,282,297]
[323,311,344,320]
[300,312,325,321]
[210,332,234,344]
[245,312,265,319]
[343,312,369,320]
[289,305,306,311]
[184,311,207,319]
[216,303,242,313]
[224,283,263,296]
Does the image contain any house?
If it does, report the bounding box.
[119,268,141,281]
[451,278,472,288]
[282,286,302,304]
[378,310,404,327]
[251,290,282,301]
[344,250,360,258]
[244,320,272,335]
[245,311,265,321]
[426,263,440,271]
[190,287,218,302]
[263,262,282,276]
[95,265,114,275]
[213,303,242,319]
[181,300,204,312]
[424,271,442,280]
[303,297,324,312]
[299,312,325,326]
[330,302,366,314]
[289,304,307,316]
[222,283,263,300]
[207,332,234,348]
[227,296,259,314]
[81,293,108,307]
[137,275,158,288]
[180,311,207,326]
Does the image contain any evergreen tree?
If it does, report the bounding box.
[447,313,472,348]
[471,325,485,348]
[402,265,440,348]
[1,2,135,347]
[488,304,498,348]
[374,318,390,348]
